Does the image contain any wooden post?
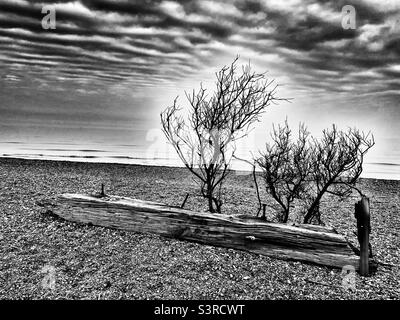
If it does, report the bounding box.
[355,196,370,276]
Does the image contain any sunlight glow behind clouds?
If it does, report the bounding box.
[0,0,398,172]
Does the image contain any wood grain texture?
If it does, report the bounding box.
[48,193,369,270]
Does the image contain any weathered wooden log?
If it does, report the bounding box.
[47,193,372,270]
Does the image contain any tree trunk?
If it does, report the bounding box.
[205,171,215,213]
[207,194,215,213]
[43,193,376,270]
[212,196,222,213]
[304,199,321,224]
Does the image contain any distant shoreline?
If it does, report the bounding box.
[1,156,399,182]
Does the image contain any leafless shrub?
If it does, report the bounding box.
[303,125,375,224]
[256,122,374,224]
[161,57,283,213]
[256,121,313,222]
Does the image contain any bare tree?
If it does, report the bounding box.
[256,122,374,224]
[256,121,313,222]
[161,57,282,213]
[303,125,375,224]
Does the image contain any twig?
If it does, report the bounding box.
[232,155,262,216]
[377,261,399,269]
[180,193,190,209]
[305,279,341,289]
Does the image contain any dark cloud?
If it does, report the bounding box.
[0,0,399,103]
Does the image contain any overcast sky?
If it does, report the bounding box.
[0,0,399,166]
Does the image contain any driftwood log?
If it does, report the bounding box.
[46,193,373,270]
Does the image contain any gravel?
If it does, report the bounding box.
[0,157,399,299]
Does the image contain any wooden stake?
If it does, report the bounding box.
[262,203,266,220]
[355,196,371,276]
[180,193,190,209]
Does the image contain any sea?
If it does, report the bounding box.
[0,139,399,181]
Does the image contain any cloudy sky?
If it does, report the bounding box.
[0,0,399,173]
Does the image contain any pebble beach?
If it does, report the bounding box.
[0,157,399,299]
